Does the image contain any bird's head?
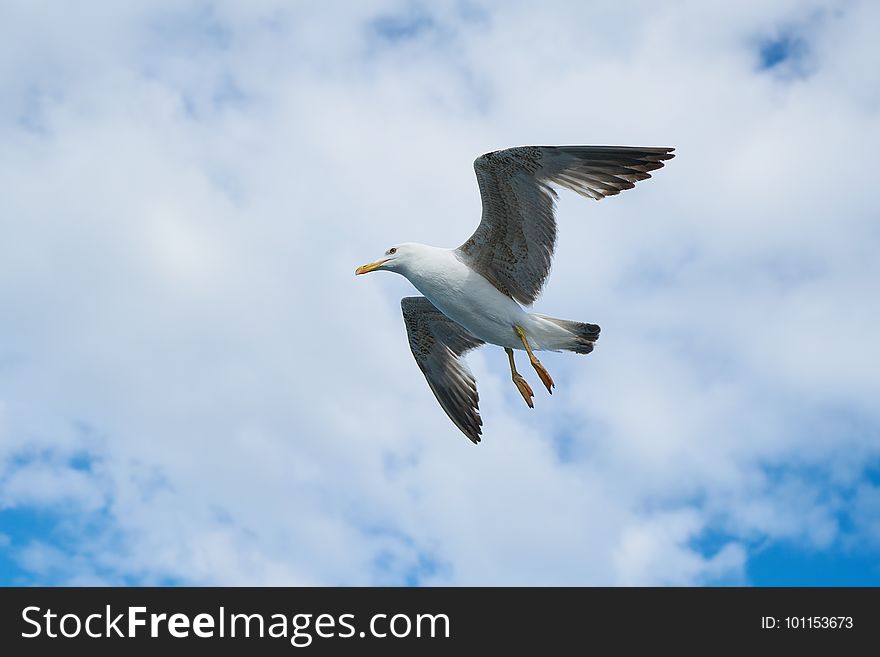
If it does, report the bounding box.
[355,243,416,276]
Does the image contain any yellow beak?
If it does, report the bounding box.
[355,258,389,275]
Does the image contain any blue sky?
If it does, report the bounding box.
[1,1,878,586]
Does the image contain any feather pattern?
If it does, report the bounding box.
[401,296,485,444]
[457,145,675,305]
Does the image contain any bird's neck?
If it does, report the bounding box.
[398,246,465,299]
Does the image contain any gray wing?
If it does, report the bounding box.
[401,296,485,444]
[456,145,675,305]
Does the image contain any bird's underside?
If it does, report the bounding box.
[400,295,601,443]
[363,144,674,444]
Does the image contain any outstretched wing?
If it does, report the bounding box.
[457,145,675,305]
[401,296,485,444]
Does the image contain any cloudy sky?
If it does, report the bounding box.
[1,0,878,586]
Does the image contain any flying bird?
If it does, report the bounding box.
[356,145,674,443]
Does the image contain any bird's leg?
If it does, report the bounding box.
[506,347,534,408]
[513,325,554,394]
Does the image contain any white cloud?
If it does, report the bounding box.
[0,0,877,585]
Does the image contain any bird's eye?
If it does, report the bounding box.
[388,247,397,255]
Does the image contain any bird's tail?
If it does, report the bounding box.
[529,314,600,354]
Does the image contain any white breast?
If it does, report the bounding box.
[400,246,529,348]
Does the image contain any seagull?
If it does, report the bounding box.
[356,145,674,444]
